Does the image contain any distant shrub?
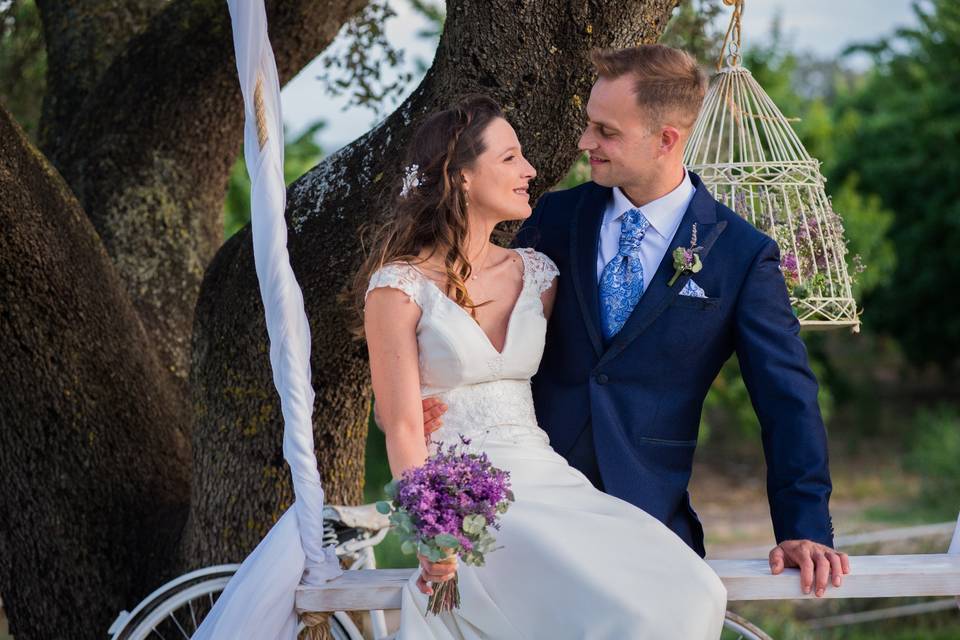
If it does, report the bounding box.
[905,405,960,516]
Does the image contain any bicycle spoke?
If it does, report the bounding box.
[188,598,198,629]
[167,607,191,638]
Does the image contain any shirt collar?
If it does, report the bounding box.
[603,168,694,237]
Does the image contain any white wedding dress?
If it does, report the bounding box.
[366,247,727,640]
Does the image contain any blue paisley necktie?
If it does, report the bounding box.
[599,208,651,341]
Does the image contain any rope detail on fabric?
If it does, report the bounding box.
[255,73,269,150]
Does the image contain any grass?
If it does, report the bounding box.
[729,601,960,639]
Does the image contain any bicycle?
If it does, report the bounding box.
[108,503,772,640]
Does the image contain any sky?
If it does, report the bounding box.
[280,0,920,152]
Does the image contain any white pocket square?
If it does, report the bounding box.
[679,279,707,298]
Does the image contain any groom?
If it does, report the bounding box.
[422,44,849,596]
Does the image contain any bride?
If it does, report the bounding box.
[354,95,726,639]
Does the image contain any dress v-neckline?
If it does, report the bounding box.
[412,248,528,357]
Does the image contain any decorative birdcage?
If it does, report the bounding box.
[684,0,861,331]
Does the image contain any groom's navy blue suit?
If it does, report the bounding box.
[515,172,834,557]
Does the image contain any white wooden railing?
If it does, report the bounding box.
[295,554,960,613]
[296,514,960,615]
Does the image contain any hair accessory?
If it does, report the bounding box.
[400,163,421,198]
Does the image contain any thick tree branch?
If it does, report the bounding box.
[186,0,680,564]
[40,0,367,399]
[0,101,191,639]
[35,0,168,155]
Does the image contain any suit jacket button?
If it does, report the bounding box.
[596,374,609,385]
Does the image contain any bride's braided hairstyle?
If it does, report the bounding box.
[351,95,504,337]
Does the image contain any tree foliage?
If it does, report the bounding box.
[831,0,960,367]
[0,0,45,139]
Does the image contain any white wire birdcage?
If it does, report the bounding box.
[684,0,861,331]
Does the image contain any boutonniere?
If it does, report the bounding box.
[667,223,703,287]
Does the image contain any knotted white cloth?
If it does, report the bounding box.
[191,2,342,638]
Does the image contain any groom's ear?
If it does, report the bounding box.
[657,125,682,156]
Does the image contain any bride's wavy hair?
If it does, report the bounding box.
[350,94,504,337]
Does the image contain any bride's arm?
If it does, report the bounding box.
[364,287,429,479]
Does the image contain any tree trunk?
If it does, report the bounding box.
[0,104,190,640]
[186,0,680,565]
[0,2,366,637]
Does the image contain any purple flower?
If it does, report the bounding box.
[781,252,799,278]
[387,437,513,554]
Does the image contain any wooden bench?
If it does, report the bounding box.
[295,554,960,613]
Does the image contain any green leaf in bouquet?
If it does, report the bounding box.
[462,514,486,534]
[434,533,461,549]
[505,489,515,502]
[419,541,447,563]
[400,539,417,555]
[375,500,393,515]
[390,510,412,529]
[383,479,399,498]
[475,534,497,554]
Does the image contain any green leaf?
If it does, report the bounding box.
[419,542,446,562]
[383,480,398,498]
[462,514,487,534]
[434,534,461,549]
[375,501,392,514]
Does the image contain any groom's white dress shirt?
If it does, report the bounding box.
[596,168,696,297]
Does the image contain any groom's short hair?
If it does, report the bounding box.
[590,44,706,131]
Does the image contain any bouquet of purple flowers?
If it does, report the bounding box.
[376,435,514,615]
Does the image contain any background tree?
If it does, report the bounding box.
[0,1,682,637]
[831,0,960,368]
[0,0,45,139]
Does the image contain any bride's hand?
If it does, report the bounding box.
[416,553,458,595]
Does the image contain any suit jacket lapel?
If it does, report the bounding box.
[569,183,610,359]
[598,176,726,368]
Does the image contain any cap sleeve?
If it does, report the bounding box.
[519,248,559,296]
[365,263,423,308]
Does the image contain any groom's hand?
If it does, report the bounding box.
[769,540,850,597]
[421,397,448,443]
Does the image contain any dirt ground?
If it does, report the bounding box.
[691,440,932,556]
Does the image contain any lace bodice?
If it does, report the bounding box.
[365,247,558,445]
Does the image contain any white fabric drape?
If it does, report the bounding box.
[192,2,342,638]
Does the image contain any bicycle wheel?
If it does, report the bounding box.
[109,566,361,640]
[722,610,774,640]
